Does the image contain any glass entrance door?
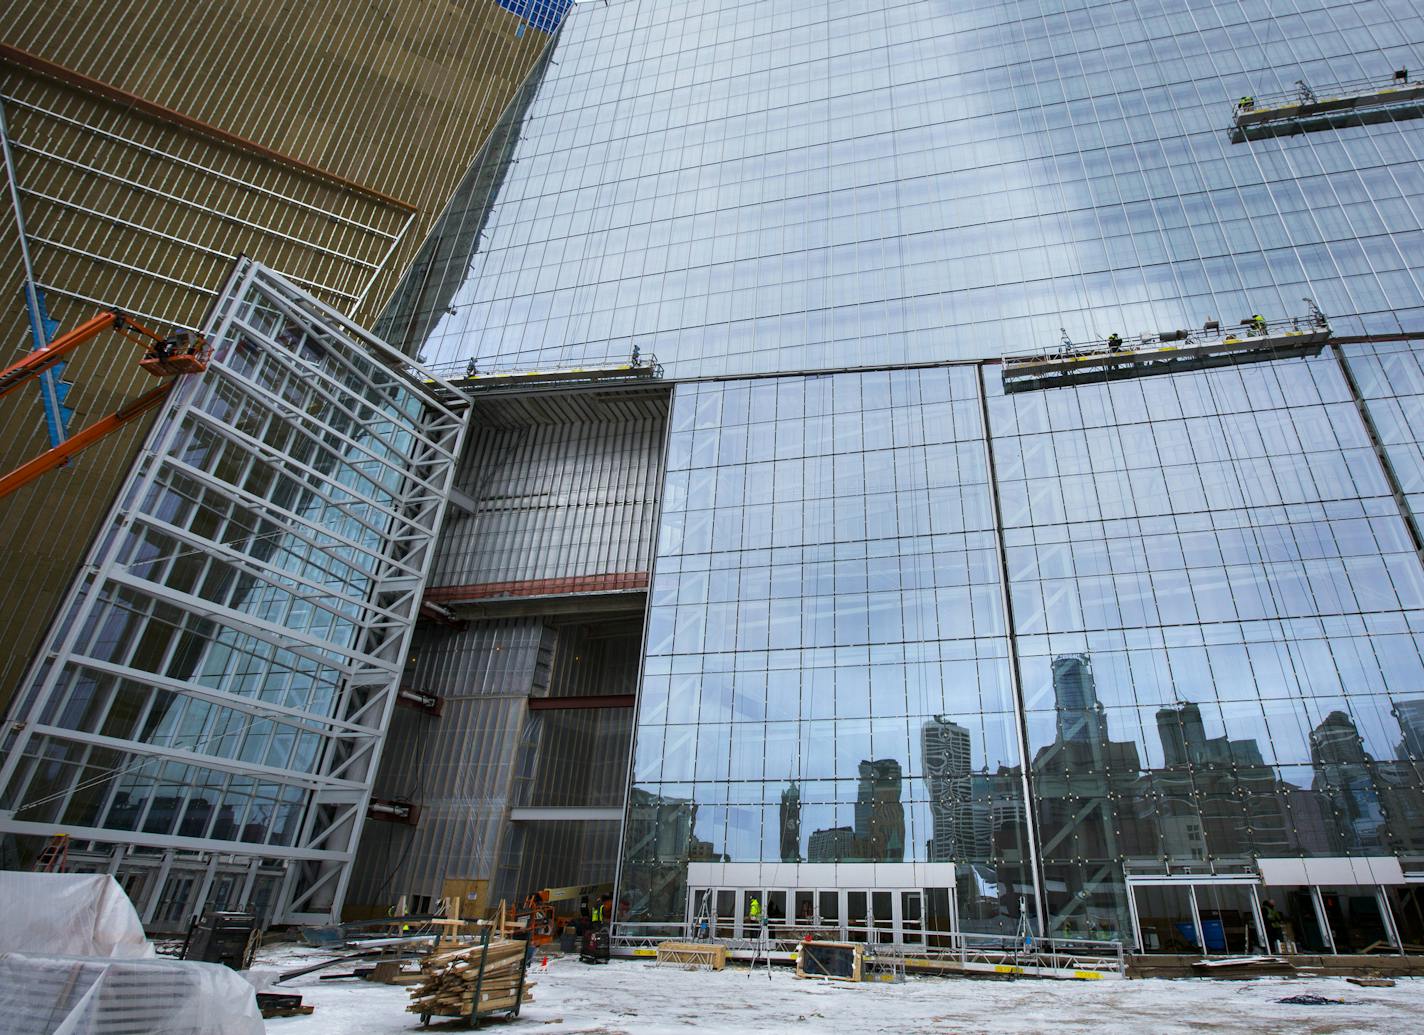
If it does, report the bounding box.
[900,891,925,946]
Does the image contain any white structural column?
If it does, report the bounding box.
[0,259,469,927]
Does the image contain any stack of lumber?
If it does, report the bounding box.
[655,941,727,970]
[405,938,535,1019]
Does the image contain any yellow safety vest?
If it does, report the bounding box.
[749,899,761,918]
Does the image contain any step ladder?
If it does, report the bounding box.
[33,833,69,872]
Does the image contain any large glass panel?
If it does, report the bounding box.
[620,371,1032,922]
[988,351,1424,939]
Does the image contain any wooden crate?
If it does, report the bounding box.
[656,941,727,970]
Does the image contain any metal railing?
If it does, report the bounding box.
[1234,70,1423,128]
[426,351,662,384]
[1004,311,1330,373]
[606,921,1126,978]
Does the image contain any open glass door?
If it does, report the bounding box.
[901,891,924,946]
[847,891,870,942]
[871,890,894,944]
[716,890,736,939]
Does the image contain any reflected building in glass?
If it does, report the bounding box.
[375,0,1424,951]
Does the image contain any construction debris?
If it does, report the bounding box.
[256,991,315,1018]
[1278,994,1364,1006]
[1347,976,1397,988]
[406,933,534,1024]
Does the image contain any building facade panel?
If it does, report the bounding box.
[432,406,667,591]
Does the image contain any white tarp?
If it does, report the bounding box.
[0,872,153,958]
[0,952,264,1035]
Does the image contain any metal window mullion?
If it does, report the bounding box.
[974,364,1047,934]
[104,568,397,677]
[0,261,258,806]
[250,265,469,415]
[224,313,446,461]
[218,336,457,491]
[32,280,182,330]
[179,409,418,545]
[11,140,382,288]
[351,209,417,312]
[25,232,216,296]
[130,512,408,629]
[160,455,394,578]
[0,815,347,863]
[142,481,376,600]
[67,655,381,739]
[26,725,366,794]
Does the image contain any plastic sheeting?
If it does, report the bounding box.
[0,872,153,958]
[0,952,264,1035]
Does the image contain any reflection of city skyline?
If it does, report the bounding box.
[627,653,1424,920]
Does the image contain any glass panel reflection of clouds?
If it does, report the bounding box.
[623,369,1034,927]
[988,353,1424,935]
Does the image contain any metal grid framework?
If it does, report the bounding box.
[0,259,469,926]
[0,68,416,323]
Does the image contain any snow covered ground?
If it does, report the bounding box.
[256,945,1424,1035]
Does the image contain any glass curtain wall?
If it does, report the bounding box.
[620,349,1424,938]
[407,0,1424,378]
[985,350,1424,937]
[623,368,1032,929]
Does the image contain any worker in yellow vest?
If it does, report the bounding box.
[748,896,762,925]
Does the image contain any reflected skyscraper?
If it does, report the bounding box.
[923,716,989,862]
[779,782,802,863]
[854,759,906,863]
[1310,711,1387,851]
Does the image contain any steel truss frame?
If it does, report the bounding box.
[0,259,469,926]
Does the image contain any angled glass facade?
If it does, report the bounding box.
[409,0,1424,380]
[382,0,1424,952]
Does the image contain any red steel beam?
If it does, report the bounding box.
[528,694,636,711]
[426,572,649,604]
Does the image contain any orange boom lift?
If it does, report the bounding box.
[0,310,209,499]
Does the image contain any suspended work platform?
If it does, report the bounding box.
[1233,70,1423,132]
[432,351,663,392]
[1002,314,1331,394]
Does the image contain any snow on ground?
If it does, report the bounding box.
[256,945,1424,1035]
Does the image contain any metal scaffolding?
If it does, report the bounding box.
[0,258,469,928]
[1001,314,1331,394]
[1232,70,1424,134]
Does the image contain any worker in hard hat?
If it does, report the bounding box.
[1238,95,1255,111]
[1106,332,1123,353]
[748,896,762,927]
[1250,314,1268,335]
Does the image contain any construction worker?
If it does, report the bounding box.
[748,896,762,926]
[1262,898,1286,952]
[1106,332,1122,352]
[1238,95,1254,111]
[1250,313,1268,336]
